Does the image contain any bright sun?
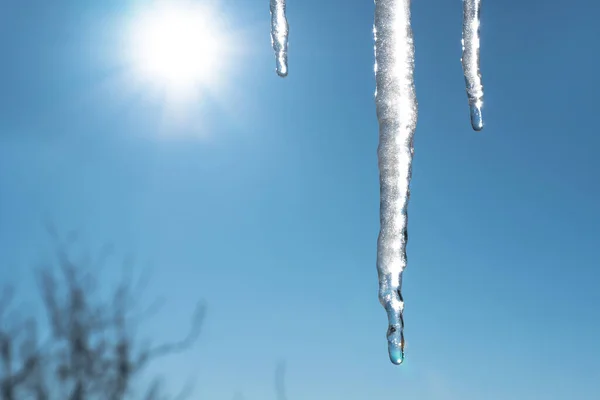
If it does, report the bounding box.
[127,0,229,98]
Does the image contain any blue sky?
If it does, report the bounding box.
[1,0,599,399]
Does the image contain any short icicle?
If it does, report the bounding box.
[270,0,289,77]
[461,0,484,131]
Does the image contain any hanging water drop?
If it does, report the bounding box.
[461,0,484,131]
[373,0,417,365]
[270,0,289,77]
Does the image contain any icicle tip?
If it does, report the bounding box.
[388,344,405,365]
[276,65,288,78]
[469,103,484,131]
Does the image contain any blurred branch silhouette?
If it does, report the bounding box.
[0,227,206,400]
[274,361,287,400]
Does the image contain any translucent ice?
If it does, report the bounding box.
[373,0,417,365]
[461,0,484,131]
[270,0,289,77]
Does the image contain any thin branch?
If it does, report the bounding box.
[135,302,206,370]
[275,360,288,400]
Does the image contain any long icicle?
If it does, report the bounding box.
[374,0,418,365]
[270,0,289,77]
[461,0,484,131]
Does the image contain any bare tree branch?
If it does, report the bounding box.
[275,360,288,400]
[2,228,207,400]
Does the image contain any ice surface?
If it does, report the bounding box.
[373,0,417,365]
[461,0,484,131]
[270,0,289,77]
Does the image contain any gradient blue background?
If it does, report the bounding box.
[1,0,599,398]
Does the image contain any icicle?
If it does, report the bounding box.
[373,0,417,365]
[270,0,289,77]
[461,0,484,131]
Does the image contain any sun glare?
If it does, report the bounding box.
[128,0,229,98]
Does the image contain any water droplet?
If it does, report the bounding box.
[388,344,404,365]
[470,103,483,131]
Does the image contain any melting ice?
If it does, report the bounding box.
[462,0,484,131]
[373,0,417,365]
[270,0,289,77]
[267,0,485,366]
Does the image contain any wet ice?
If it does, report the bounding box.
[462,0,485,131]
[373,0,417,365]
[270,0,289,77]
